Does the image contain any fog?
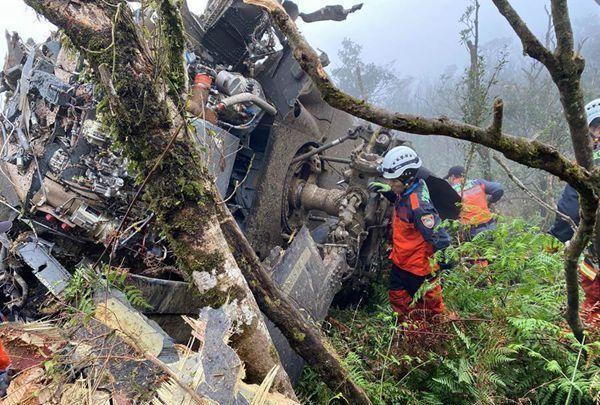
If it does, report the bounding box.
[291,0,599,79]
[2,0,598,80]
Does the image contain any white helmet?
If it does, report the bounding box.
[585,98,600,126]
[379,146,422,180]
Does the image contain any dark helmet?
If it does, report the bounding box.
[444,165,465,180]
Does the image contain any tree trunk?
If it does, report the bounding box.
[23,0,295,396]
[24,1,372,402]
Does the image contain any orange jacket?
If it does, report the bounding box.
[0,340,10,371]
[451,179,503,226]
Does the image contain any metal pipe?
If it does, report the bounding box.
[292,134,352,165]
[219,92,277,116]
[320,156,352,164]
[16,126,31,152]
[0,246,6,273]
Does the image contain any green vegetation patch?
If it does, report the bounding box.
[298,218,600,404]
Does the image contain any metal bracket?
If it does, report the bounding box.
[16,238,72,296]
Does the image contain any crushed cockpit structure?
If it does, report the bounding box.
[0,0,458,402]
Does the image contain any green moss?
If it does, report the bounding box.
[269,344,280,361]
[158,0,187,100]
[293,330,306,342]
[55,0,240,304]
[194,284,229,308]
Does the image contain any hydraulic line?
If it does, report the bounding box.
[219,92,277,116]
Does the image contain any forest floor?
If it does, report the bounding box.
[297,218,599,404]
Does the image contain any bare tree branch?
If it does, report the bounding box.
[490,0,593,341]
[490,98,504,134]
[490,0,556,67]
[563,198,597,340]
[218,208,372,404]
[550,0,574,57]
[491,0,592,170]
[245,0,595,341]
[493,155,577,230]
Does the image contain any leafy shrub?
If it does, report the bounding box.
[297,218,599,404]
[63,264,151,324]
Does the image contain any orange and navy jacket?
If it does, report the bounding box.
[450,179,503,226]
[0,341,9,371]
[385,179,450,276]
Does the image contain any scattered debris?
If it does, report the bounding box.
[0,0,458,401]
[1,298,302,403]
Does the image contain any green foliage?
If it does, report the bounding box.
[297,218,599,404]
[62,264,151,323]
[62,266,97,322]
[104,265,152,310]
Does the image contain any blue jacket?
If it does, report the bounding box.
[550,146,600,243]
[550,184,579,243]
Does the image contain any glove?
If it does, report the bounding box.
[368,181,391,193]
[437,250,455,272]
[439,260,454,271]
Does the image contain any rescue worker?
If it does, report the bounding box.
[0,340,9,396]
[550,98,600,327]
[445,166,504,237]
[0,221,11,396]
[369,146,451,317]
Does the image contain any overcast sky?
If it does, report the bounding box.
[1,0,599,79]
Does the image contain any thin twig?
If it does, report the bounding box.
[378,318,397,401]
[219,153,254,204]
[493,155,577,230]
[565,335,585,404]
[94,120,185,268]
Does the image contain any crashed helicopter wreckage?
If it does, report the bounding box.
[0,0,461,397]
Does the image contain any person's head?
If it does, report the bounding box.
[586,98,600,143]
[444,166,465,184]
[379,146,422,194]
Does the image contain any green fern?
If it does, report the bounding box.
[296,218,599,404]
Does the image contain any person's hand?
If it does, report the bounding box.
[368,181,391,194]
[439,260,453,270]
[437,250,455,272]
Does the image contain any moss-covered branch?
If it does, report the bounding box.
[492,0,592,343]
[245,0,596,341]
[158,0,188,100]
[23,0,296,395]
[492,0,591,171]
[218,206,372,405]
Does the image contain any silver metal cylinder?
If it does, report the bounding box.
[297,182,345,216]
